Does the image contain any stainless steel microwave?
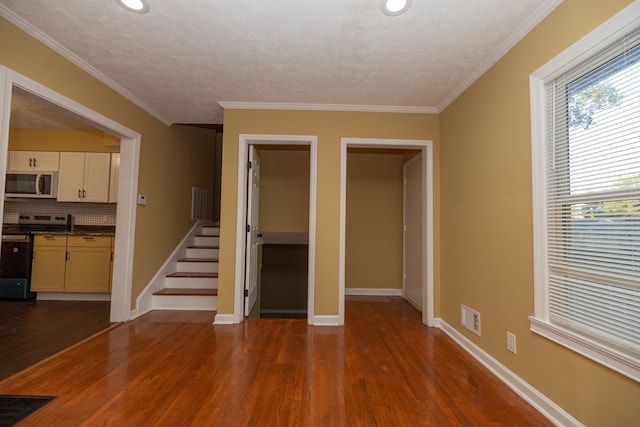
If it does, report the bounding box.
[5,171,59,198]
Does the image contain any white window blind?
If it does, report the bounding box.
[544,29,640,356]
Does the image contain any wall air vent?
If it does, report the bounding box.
[461,304,481,336]
[191,187,207,220]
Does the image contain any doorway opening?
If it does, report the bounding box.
[233,134,317,324]
[0,66,140,323]
[339,138,434,326]
[248,145,311,319]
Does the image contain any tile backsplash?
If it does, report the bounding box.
[3,199,117,226]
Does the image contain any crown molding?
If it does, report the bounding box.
[0,5,173,126]
[218,101,439,115]
[437,0,564,112]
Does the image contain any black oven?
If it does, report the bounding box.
[0,233,35,300]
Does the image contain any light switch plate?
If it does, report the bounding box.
[137,194,147,205]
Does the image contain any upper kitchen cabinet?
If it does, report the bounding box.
[57,152,111,202]
[8,151,59,171]
[109,153,120,203]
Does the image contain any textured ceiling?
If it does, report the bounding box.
[0,0,560,125]
[11,89,94,130]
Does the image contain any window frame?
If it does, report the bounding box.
[529,3,640,382]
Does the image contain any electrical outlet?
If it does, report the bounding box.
[507,332,517,354]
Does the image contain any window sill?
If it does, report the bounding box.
[529,317,640,382]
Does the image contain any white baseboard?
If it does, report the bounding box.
[437,319,583,427]
[213,313,235,325]
[345,287,402,296]
[36,292,111,301]
[312,315,340,326]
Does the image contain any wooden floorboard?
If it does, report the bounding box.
[0,300,111,381]
[0,297,553,426]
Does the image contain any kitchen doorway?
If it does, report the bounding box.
[0,66,140,323]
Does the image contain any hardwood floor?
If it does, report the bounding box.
[0,297,553,426]
[0,300,111,381]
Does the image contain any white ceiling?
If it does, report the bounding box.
[11,89,94,130]
[0,0,561,125]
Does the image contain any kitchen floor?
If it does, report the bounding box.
[0,299,111,381]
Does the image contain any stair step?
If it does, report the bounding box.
[152,290,218,310]
[201,226,220,236]
[195,235,219,246]
[166,272,218,278]
[176,258,218,273]
[153,288,218,296]
[186,246,219,258]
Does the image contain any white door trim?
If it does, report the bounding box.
[0,66,140,322]
[340,138,434,326]
[233,134,317,324]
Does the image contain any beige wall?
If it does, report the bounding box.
[219,110,440,316]
[258,147,310,233]
[1,18,216,306]
[8,129,119,152]
[346,151,403,289]
[439,1,639,426]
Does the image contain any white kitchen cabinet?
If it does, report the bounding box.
[57,152,111,202]
[8,151,59,171]
[108,153,120,203]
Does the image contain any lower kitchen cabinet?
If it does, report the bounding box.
[30,234,112,293]
[31,235,67,292]
[65,236,111,293]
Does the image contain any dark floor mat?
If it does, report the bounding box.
[0,395,54,426]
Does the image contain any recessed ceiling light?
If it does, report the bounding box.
[382,0,411,16]
[116,0,150,14]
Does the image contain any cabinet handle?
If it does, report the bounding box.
[33,158,37,168]
[29,158,33,167]
[83,237,95,241]
[44,235,56,240]
[83,189,86,199]
[78,189,82,199]
[66,251,70,261]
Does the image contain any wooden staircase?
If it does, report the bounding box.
[152,224,219,310]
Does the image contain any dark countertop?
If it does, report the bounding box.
[71,225,116,235]
[2,224,115,236]
[2,224,20,233]
[260,231,308,245]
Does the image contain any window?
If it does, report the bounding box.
[530,16,640,382]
